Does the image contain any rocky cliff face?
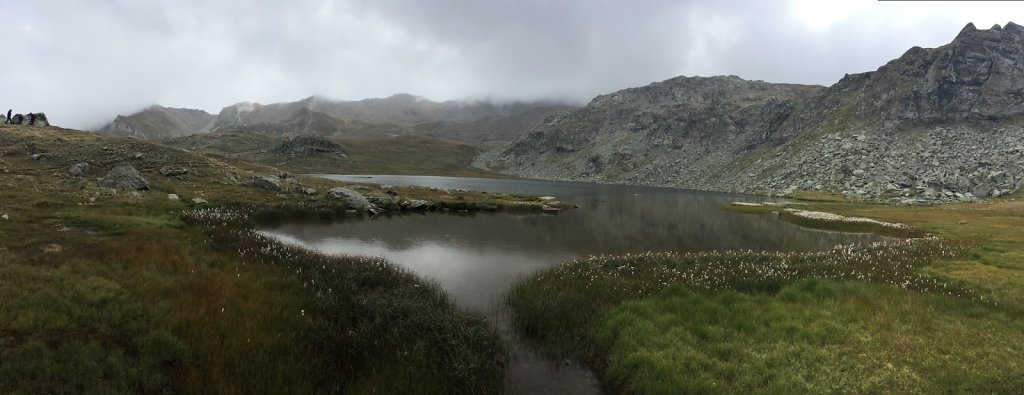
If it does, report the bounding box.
[478,22,1024,202]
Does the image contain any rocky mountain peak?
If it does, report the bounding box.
[479,22,1024,203]
[956,22,978,38]
[954,21,1023,42]
[803,21,1024,129]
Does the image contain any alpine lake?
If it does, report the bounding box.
[260,175,885,394]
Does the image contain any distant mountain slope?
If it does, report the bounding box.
[162,128,492,176]
[412,104,576,144]
[97,106,215,139]
[478,22,1024,203]
[477,75,822,185]
[98,95,573,145]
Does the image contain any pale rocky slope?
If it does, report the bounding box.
[477,22,1024,203]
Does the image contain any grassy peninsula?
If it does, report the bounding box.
[508,198,1024,393]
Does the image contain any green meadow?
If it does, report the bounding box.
[508,199,1024,393]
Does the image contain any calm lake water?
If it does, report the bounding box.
[262,175,885,394]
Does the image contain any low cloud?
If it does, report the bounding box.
[1,0,1020,129]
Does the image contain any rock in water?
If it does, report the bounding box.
[402,199,432,210]
[97,163,150,191]
[328,187,372,211]
[253,175,281,191]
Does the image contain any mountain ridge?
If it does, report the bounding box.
[477,22,1024,203]
[96,95,573,144]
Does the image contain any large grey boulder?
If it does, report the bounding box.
[67,162,90,177]
[972,183,993,197]
[11,113,48,126]
[328,187,372,211]
[253,175,281,191]
[30,113,49,126]
[97,163,149,191]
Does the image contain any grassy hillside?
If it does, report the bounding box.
[164,130,505,177]
[0,124,539,393]
[324,135,494,176]
[9,121,1024,392]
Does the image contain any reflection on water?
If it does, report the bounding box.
[264,175,887,394]
[267,226,575,311]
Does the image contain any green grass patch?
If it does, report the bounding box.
[504,236,1022,392]
[511,199,1024,393]
[597,281,1023,394]
[508,237,967,356]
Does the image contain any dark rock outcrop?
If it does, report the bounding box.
[30,113,48,126]
[273,135,346,157]
[253,175,282,191]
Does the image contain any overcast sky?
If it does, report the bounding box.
[3,0,1022,129]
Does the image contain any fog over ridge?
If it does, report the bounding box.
[2,0,1022,129]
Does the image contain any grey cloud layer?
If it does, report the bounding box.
[1,0,1019,128]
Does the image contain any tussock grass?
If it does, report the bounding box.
[181,206,506,393]
[597,281,1024,394]
[0,124,511,393]
[506,235,1024,392]
[508,237,970,354]
[510,198,1024,393]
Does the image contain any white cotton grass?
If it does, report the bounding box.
[783,208,910,229]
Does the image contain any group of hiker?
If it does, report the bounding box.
[3,109,41,125]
